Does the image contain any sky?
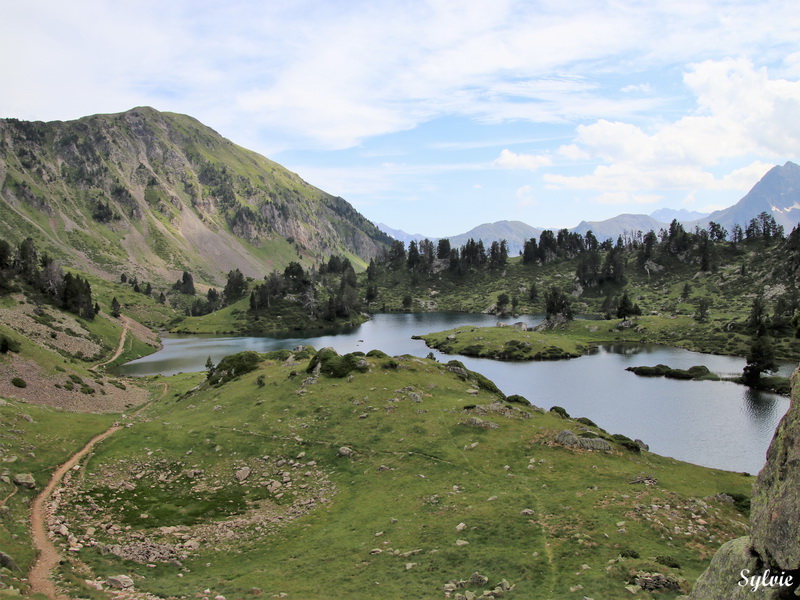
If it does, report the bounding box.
[2,1,799,236]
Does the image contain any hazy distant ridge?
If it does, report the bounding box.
[381,162,800,247]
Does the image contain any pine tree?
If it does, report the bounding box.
[111,297,121,318]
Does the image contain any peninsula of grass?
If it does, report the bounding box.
[41,347,755,600]
[417,324,586,360]
[418,313,775,363]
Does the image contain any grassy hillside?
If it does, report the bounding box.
[11,348,753,600]
[0,108,389,288]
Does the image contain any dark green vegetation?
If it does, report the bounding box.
[418,325,585,361]
[0,108,389,288]
[360,216,800,363]
[626,364,721,381]
[17,348,752,599]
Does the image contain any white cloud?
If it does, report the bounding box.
[547,60,800,194]
[516,185,536,207]
[5,1,799,150]
[595,192,662,206]
[492,149,551,171]
[621,83,653,94]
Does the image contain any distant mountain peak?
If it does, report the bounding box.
[649,207,709,222]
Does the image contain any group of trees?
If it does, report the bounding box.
[378,237,510,276]
[249,256,361,322]
[0,237,97,319]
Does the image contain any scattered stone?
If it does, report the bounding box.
[468,572,488,586]
[633,571,681,591]
[455,539,469,547]
[456,522,467,532]
[106,575,134,589]
[629,475,659,486]
[461,417,498,430]
[337,446,354,458]
[235,467,252,482]
[12,472,35,489]
[520,509,534,516]
[406,562,416,570]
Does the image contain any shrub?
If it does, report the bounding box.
[367,349,389,359]
[505,394,530,405]
[656,555,681,569]
[0,335,21,353]
[209,351,262,385]
[726,492,751,516]
[550,406,570,419]
[306,348,368,378]
[11,377,26,388]
[575,416,597,427]
[619,549,640,559]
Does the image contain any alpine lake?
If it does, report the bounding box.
[117,312,795,475]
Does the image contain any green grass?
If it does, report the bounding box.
[419,325,585,360]
[49,349,753,599]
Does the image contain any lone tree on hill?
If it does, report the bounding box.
[110,297,121,318]
[616,292,642,319]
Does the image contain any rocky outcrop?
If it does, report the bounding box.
[554,430,612,452]
[688,369,800,599]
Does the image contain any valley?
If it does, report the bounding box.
[0,108,799,599]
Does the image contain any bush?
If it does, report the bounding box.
[619,549,640,559]
[726,492,751,516]
[656,555,681,569]
[0,334,21,353]
[505,394,530,405]
[575,416,597,427]
[209,351,262,385]
[11,377,26,388]
[550,406,570,419]
[367,349,389,358]
[306,348,368,378]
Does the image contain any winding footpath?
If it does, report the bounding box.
[90,316,130,372]
[27,314,162,599]
[28,425,123,599]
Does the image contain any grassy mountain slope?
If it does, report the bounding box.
[0,107,389,287]
[2,348,752,599]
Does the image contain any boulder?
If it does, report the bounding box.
[750,371,800,571]
[235,467,251,482]
[555,430,579,446]
[0,551,20,572]
[577,437,611,452]
[689,537,775,599]
[12,473,35,489]
[337,446,354,458]
[107,575,134,589]
[688,368,800,598]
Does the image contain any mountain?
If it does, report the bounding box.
[376,223,432,244]
[688,161,800,234]
[570,214,668,242]
[650,207,708,222]
[447,220,544,256]
[0,107,390,285]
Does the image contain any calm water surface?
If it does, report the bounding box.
[118,312,794,474]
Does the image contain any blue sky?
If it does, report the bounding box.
[3,0,799,236]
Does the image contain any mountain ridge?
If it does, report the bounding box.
[0,107,390,286]
[381,162,800,248]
